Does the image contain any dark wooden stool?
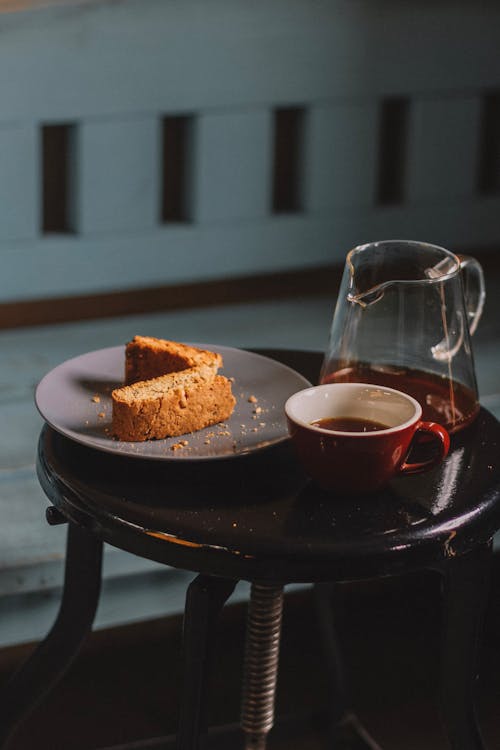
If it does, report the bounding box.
[1,350,499,750]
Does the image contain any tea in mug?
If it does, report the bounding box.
[311,416,390,433]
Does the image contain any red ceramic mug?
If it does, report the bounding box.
[285,383,450,493]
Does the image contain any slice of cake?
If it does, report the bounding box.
[125,336,222,384]
[112,338,236,441]
[112,365,236,441]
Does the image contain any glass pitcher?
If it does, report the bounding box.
[320,240,485,434]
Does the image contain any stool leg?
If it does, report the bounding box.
[240,582,285,750]
[0,521,103,748]
[177,574,236,750]
[313,582,348,726]
[439,542,492,750]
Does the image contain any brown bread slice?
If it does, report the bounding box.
[125,336,222,384]
[112,365,236,441]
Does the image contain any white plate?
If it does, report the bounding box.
[35,344,311,461]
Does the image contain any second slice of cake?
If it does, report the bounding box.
[125,336,222,384]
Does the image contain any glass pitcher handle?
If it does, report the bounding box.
[458,255,485,336]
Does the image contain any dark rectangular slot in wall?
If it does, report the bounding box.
[272,107,305,213]
[376,98,409,205]
[161,116,192,223]
[478,92,500,195]
[41,124,76,234]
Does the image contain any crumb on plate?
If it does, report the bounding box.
[171,440,189,451]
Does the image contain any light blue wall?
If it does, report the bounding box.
[0,0,499,301]
[0,0,500,646]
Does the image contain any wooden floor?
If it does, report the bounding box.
[2,564,500,749]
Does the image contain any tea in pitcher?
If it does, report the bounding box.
[322,363,479,434]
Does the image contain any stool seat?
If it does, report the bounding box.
[37,350,500,583]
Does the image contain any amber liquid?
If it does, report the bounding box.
[312,416,389,432]
[323,364,479,434]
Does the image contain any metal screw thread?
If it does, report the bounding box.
[240,582,284,748]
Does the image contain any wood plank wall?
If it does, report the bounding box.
[0,0,499,317]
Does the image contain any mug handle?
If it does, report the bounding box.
[399,421,450,475]
[458,255,486,336]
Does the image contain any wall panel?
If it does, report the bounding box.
[78,116,158,233]
[305,101,379,212]
[0,123,37,241]
[194,109,272,222]
[408,96,481,201]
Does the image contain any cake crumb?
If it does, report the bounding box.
[248,395,258,403]
[98,411,106,419]
[259,422,266,427]
[92,395,101,403]
[252,427,258,432]
[204,439,211,444]
[254,406,262,414]
[171,442,187,451]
